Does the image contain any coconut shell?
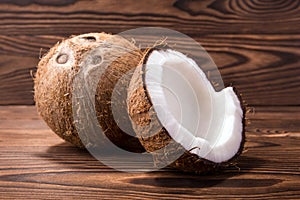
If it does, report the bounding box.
[127,48,245,173]
[34,33,145,152]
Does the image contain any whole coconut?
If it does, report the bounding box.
[34,33,145,152]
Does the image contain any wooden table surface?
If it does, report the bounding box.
[0,106,299,199]
[0,0,300,199]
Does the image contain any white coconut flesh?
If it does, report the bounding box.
[144,49,243,163]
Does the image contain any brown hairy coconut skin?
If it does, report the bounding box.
[34,33,145,152]
[127,48,245,174]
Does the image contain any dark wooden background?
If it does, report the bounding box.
[0,0,299,199]
[0,0,300,106]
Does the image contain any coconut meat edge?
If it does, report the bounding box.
[144,49,243,163]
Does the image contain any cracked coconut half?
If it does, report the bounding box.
[127,48,245,173]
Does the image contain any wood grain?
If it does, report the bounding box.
[1,1,299,198]
[0,0,299,105]
[0,106,299,199]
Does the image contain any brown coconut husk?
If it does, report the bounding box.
[127,48,246,173]
[34,33,145,152]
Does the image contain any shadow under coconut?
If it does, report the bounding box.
[36,143,264,181]
[37,142,153,172]
[130,167,278,190]
[128,155,266,189]
[35,142,106,170]
[128,172,235,189]
[234,155,266,171]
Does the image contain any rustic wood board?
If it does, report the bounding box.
[0,106,299,199]
[0,0,299,199]
[0,0,300,105]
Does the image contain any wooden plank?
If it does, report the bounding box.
[0,106,299,199]
[0,0,299,105]
[0,34,299,105]
[0,0,299,35]
[246,106,300,133]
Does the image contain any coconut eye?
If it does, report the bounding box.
[56,53,68,64]
[81,36,97,42]
[91,55,102,65]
